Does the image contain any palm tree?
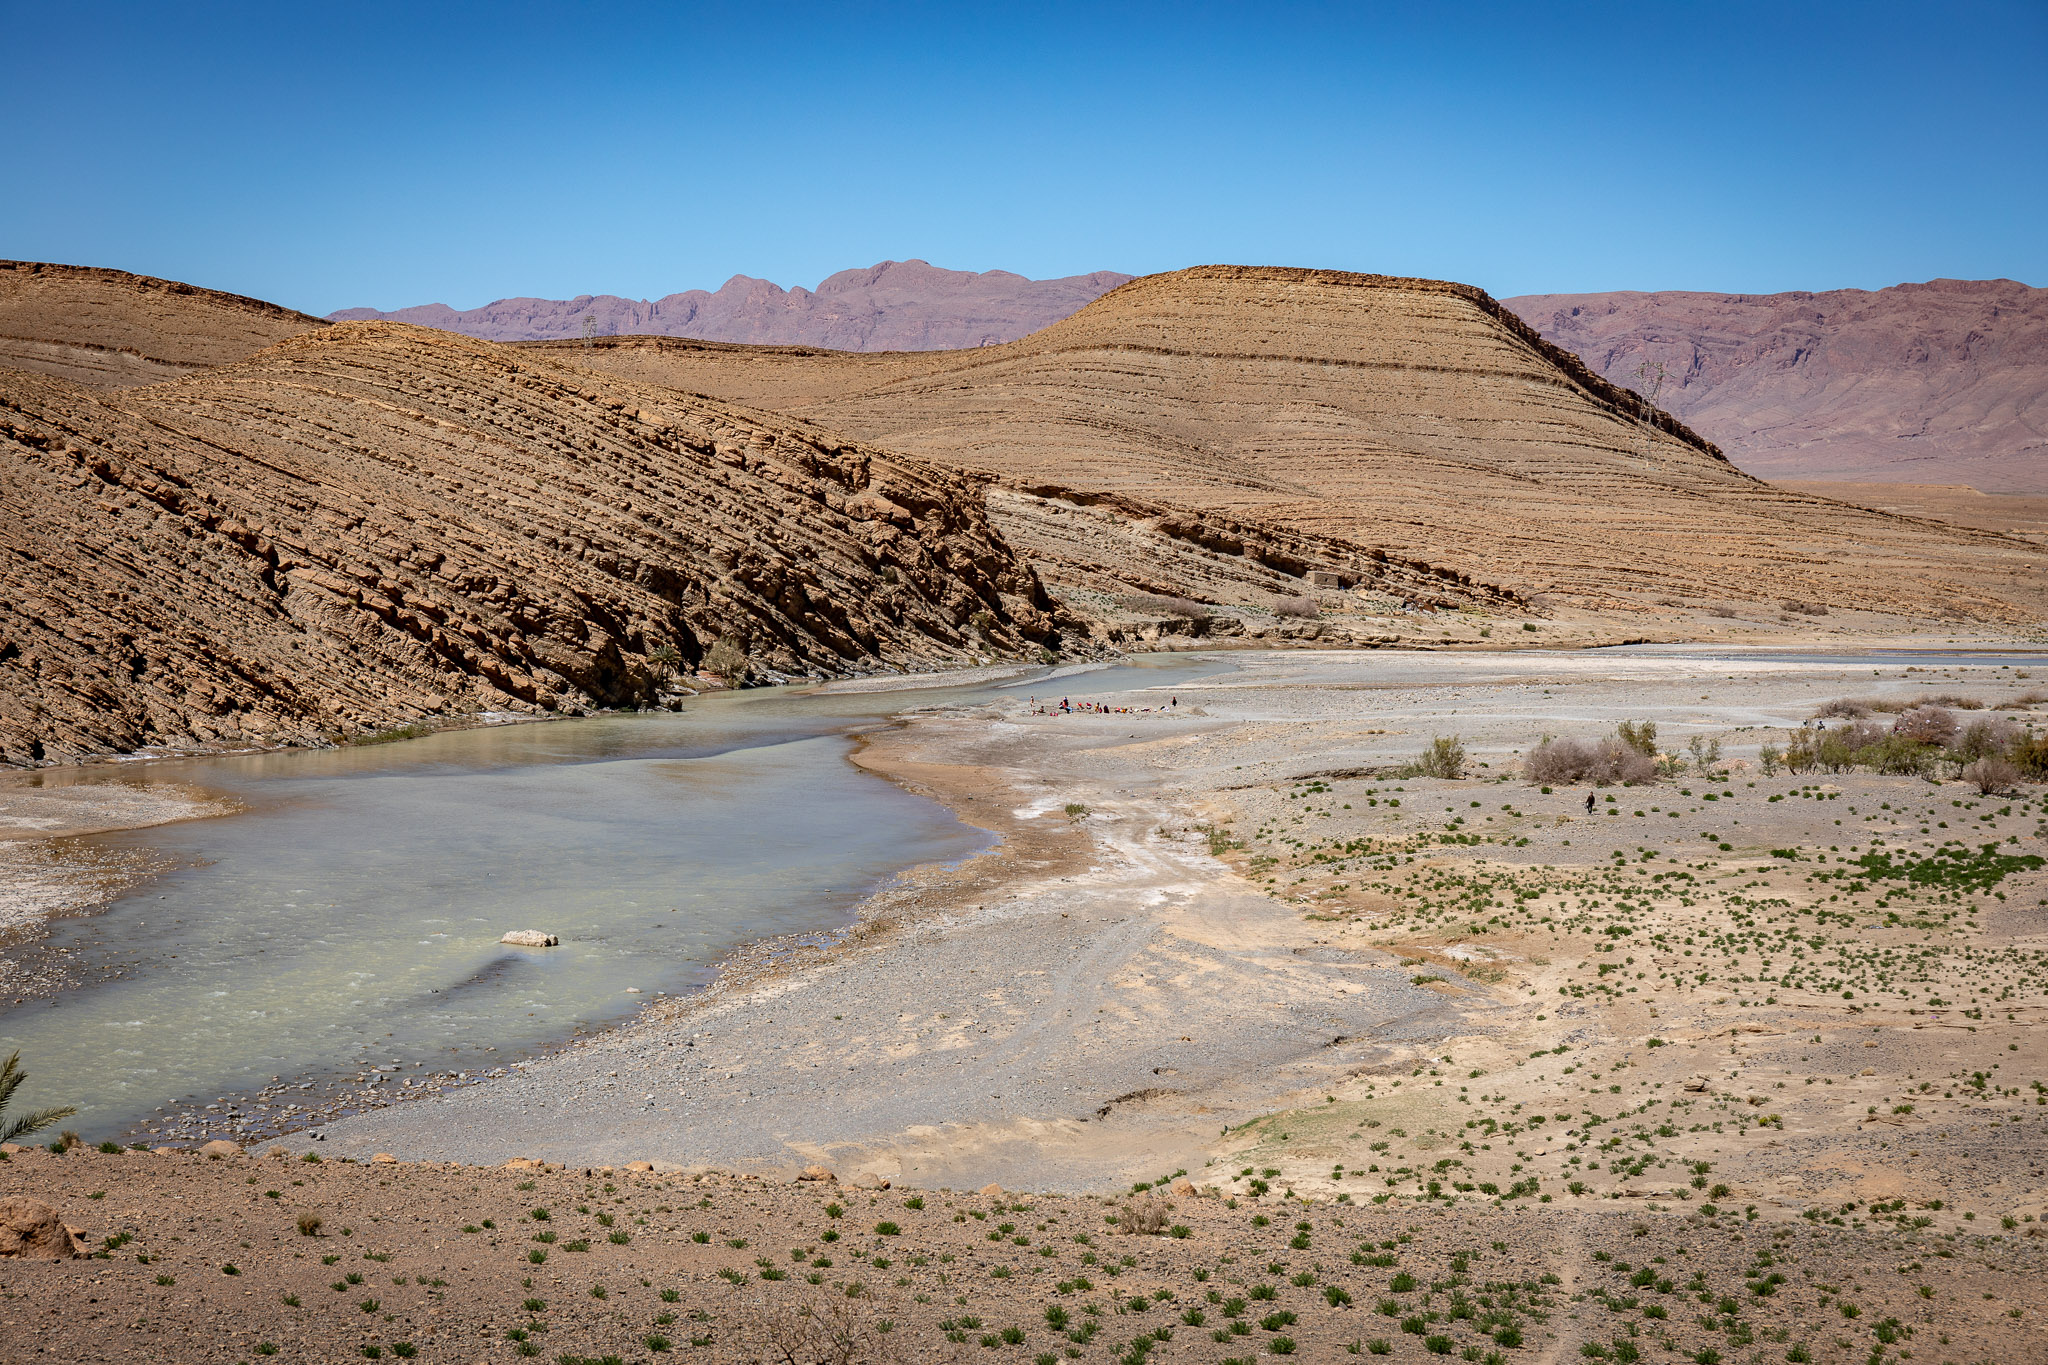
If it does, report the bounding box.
[0,1051,76,1143]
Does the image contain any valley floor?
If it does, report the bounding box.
[5,646,2047,1360]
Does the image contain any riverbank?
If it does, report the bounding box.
[311,646,2048,1214]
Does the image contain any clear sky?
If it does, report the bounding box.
[4,1,2042,315]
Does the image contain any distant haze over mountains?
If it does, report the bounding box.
[1504,279,2048,493]
[329,260,1134,353]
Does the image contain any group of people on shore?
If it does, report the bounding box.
[1027,696,1178,717]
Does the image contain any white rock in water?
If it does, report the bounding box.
[501,930,560,947]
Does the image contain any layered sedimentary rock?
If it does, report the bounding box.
[0,261,328,389]
[331,259,1134,351]
[544,266,2048,622]
[1504,279,2048,493]
[0,322,1056,766]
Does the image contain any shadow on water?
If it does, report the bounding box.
[0,654,1232,1143]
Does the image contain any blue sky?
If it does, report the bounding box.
[3,1,2042,314]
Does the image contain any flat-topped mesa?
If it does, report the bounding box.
[548,264,2047,623]
[0,260,329,388]
[0,321,1062,767]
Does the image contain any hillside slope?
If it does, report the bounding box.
[0,260,328,388]
[0,323,1057,766]
[1504,279,2048,492]
[331,259,1134,350]
[545,266,2047,623]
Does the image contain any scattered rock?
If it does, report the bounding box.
[0,1197,83,1259]
[500,930,560,948]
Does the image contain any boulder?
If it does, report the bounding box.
[1683,1075,1710,1093]
[979,1183,1005,1198]
[0,1143,20,1155]
[847,1171,892,1190]
[0,1197,83,1259]
[1169,1178,1199,1198]
[199,1139,244,1157]
[504,1157,546,1171]
[501,930,560,947]
[371,1153,398,1164]
[625,1161,654,1172]
[797,1164,837,1183]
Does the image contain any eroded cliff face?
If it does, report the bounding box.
[0,322,1057,766]
[546,266,2048,623]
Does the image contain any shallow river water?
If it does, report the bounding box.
[0,657,1224,1142]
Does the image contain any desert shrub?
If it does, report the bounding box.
[2012,734,2048,781]
[1707,603,1740,618]
[1861,735,1935,776]
[1417,735,1465,780]
[1891,706,1958,747]
[1758,742,1782,776]
[1779,599,1830,616]
[1813,697,1877,719]
[1905,692,1982,711]
[1781,732,1816,772]
[1615,720,1658,757]
[2005,688,2048,709]
[701,637,749,681]
[1686,734,1722,771]
[1524,737,1654,786]
[1952,717,2018,764]
[1964,757,2020,796]
[1121,594,1209,620]
[1269,595,1319,618]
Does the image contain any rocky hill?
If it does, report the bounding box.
[330,259,1134,350]
[1504,278,2048,493]
[0,322,1058,766]
[545,266,2048,623]
[0,260,328,388]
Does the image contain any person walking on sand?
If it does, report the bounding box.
[1584,791,1596,815]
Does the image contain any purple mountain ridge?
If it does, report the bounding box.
[329,259,1134,352]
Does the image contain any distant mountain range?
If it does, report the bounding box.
[329,260,1134,352]
[1503,279,2048,493]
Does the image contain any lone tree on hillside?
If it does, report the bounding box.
[0,1051,76,1143]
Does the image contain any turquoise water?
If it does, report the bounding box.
[0,657,1227,1141]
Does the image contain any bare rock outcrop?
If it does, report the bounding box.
[0,1196,83,1258]
[331,259,1134,351]
[551,266,2048,623]
[0,260,327,389]
[0,321,1062,767]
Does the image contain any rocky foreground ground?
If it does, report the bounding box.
[1,1146,2040,1365]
